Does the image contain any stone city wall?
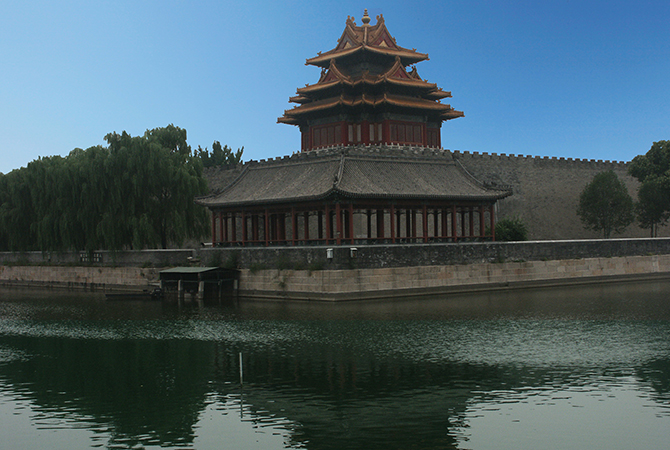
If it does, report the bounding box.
[452,150,668,240]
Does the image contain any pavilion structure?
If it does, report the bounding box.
[197,11,511,247]
[277,10,463,150]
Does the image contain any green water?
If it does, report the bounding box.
[1,283,669,449]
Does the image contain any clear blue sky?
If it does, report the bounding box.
[1,0,669,174]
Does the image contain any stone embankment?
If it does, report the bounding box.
[239,254,670,301]
[2,239,670,300]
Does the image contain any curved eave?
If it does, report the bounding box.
[333,188,510,202]
[199,188,509,209]
[306,45,428,68]
[295,76,444,99]
[280,94,460,121]
[200,189,339,209]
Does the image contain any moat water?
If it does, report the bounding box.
[1,282,669,450]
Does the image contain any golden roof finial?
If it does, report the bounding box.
[361,9,371,25]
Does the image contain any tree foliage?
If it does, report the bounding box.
[577,170,634,239]
[195,141,243,168]
[628,140,670,236]
[495,216,529,241]
[0,125,221,251]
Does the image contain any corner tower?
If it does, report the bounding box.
[278,10,463,151]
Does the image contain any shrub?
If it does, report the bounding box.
[495,217,528,242]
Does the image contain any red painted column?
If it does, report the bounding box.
[264,209,269,246]
[212,211,218,246]
[336,203,342,245]
[480,206,486,239]
[219,212,228,242]
[405,209,411,239]
[451,205,458,242]
[376,209,384,239]
[390,205,396,243]
[469,208,475,238]
[222,213,228,244]
[278,213,286,242]
[412,209,417,241]
[304,211,310,241]
[325,205,331,244]
[231,213,237,244]
[241,212,247,246]
[349,204,355,244]
[433,209,438,239]
[490,205,496,241]
[422,205,428,243]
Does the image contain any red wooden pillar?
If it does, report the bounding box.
[264,209,269,246]
[325,205,331,244]
[222,213,228,244]
[451,205,458,242]
[318,210,323,241]
[376,209,384,239]
[219,213,228,242]
[469,208,475,238]
[211,211,217,245]
[349,204,354,244]
[422,205,428,243]
[231,213,237,243]
[411,209,417,241]
[390,205,396,243]
[405,209,411,239]
[278,213,286,242]
[241,212,247,246]
[255,213,260,243]
[336,203,342,245]
[304,211,310,241]
[291,208,297,245]
[433,209,439,239]
[480,206,486,239]
[461,210,466,238]
[490,205,496,241]
[442,209,448,238]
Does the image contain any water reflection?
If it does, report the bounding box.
[1,282,670,449]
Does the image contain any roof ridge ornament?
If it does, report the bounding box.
[362,9,371,25]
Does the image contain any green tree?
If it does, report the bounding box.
[628,140,670,237]
[0,125,212,252]
[195,141,243,168]
[495,216,528,241]
[577,170,634,238]
[635,177,670,237]
[104,126,210,249]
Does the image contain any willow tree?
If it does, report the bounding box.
[103,126,209,249]
[0,125,212,252]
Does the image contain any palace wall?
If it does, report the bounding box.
[452,150,668,240]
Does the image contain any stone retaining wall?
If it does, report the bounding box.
[239,254,670,301]
[0,265,160,291]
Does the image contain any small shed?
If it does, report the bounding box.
[159,267,239,301]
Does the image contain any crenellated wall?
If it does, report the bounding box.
[451,150,664,240]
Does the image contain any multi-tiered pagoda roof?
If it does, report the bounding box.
[278,10,463,151]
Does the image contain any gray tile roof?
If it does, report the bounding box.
[197,146,510,208]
